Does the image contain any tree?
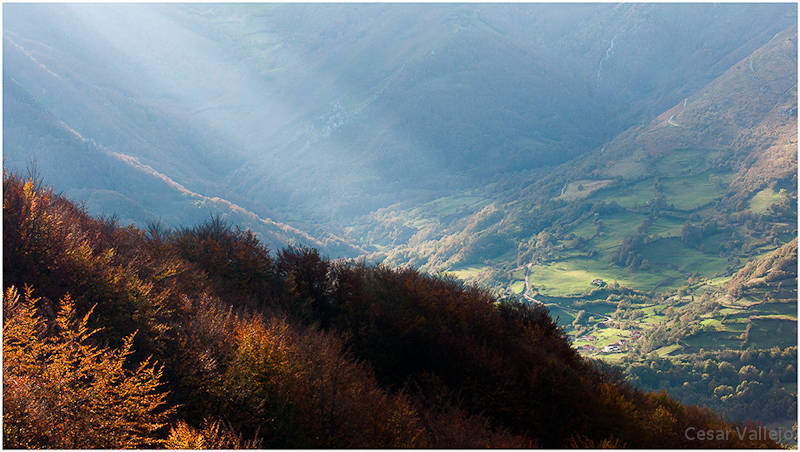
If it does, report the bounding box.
[3,286,173,448]
[680,223,703,247]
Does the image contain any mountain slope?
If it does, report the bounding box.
[3,75,362,256]
[2,169,784,448]
[369,21,797,292]
[3,3,796,231]
[357,22,797,434]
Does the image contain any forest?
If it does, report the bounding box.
[3,5,796,447]
[2,168,787,448]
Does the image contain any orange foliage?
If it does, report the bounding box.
[3,286,173,448]
[2,169,786,448]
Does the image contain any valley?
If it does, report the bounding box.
[3,3,797,442]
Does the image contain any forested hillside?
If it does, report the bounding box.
[2,169,785,448]
[3,3,797,447]
[362,21,797,436]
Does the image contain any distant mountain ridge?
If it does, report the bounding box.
[3,75,363,256]
[4,3,797,437]
[3,3,796,248]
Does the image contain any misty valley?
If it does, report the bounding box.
[3,3,797,448]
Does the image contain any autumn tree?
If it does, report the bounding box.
[3,286,173,448]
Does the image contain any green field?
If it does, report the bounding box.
[646,216,686,238]
[527,259,630,297]
[749,188,783,214]
[526,254,690,297]
[509,280,525,294]
[700,318,722,327]
[660,173,726,210]
[588,211,646,250]
[757,301,799,318]
[639,237,730,276]
[448,264,490,280]
[654,344,684,357]
[588,179,654,208]
[555,179,615,202]
[546,305,577,325]
[749,318,798,349]
[654,149,709,175]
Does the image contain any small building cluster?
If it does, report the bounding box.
[575,327,644,355]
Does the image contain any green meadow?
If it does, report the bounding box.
[660,173,728,210]
[448,264,490,280]
[749,188,783,214]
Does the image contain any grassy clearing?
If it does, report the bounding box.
[569,216,599,240]
[577,303,617,317]
[593,327,627,344]
[683,333,741,352]
[554,179,614,202]
[647,216,685,238]
[660,172,727,211]
[547,306,576,326]
[527,262,598,297]
[590,211,647,250]
[589,179,654,208]
[700,318,723,327]
[639,237,729,277]
[404,217,434,229]
[722,322,747,333]
[600,155,650,180]
[749,319,798,349]
[642,314,666,325]
[509,280,525,294]
[748,188,782,214]
[448,265,490,280]
[655,149,700,174]
[750,314,797,321]
[758,301,798,319]
[640,304,667,315]
[527,256,688,296]
[654,344,683,357]
[704,275,732,288]
[601,353,627,362]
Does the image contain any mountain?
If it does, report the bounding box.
[357,19,797,433]
[3,74,362,257]
[4,3,797,440]
[3,3,795,230]
[2,170,785,448]
[370,21,797,281]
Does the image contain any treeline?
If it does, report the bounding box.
[2,169,784,448]
[725,238,798,297]
[623,348,797,427]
